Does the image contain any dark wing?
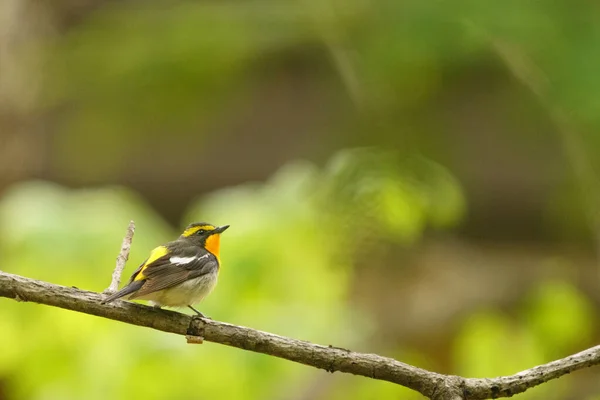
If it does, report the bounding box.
[101,245,171,304]
[101,279,145,304]
[129,249,218,299]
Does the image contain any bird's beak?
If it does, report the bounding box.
[214,225,230,234]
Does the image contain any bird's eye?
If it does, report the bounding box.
[196,229,206,235]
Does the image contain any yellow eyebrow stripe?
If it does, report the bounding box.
[182,225,215,237]
[134,245,169,281]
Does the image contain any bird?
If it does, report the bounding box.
[101,222,229,317]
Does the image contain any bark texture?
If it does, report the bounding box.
[1,271,598,400]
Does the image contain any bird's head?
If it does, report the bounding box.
[181,222,230,257]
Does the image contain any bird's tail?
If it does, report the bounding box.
[101,281,144,304]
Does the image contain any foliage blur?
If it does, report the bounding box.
[1,1,599,399]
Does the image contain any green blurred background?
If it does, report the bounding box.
[1,1,599,399]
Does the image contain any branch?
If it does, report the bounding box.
[0,271,444,396]
[0,271,598,400]
[103,220,135,294]
[463,345,600,398]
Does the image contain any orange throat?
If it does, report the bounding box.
[205,234,221,260]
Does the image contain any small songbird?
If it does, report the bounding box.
[102,222,229,317]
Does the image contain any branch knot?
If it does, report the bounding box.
[186,316,206,344]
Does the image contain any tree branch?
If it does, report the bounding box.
[0,270,598,400]
[463,344,600,398]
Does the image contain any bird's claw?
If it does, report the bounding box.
[188,305,210,319]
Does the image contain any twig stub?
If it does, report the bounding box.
[103,220,135,295]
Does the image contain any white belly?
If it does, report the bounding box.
[134,272,218,308]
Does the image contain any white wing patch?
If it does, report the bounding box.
[170,254,209,265]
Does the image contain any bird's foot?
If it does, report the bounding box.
[188,305,210,319]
